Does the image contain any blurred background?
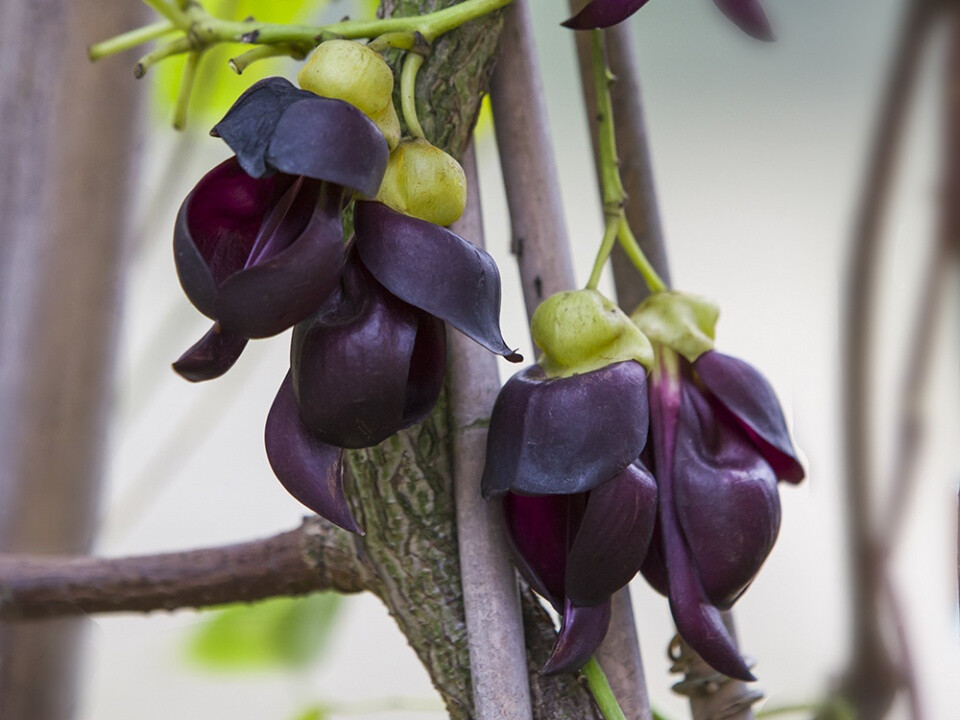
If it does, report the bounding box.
[3,0,956,718]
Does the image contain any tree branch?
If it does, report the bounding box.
[0,522,366,620]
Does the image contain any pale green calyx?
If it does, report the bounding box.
[375,138,467,225]
[630,290,719,362]
[531,289,654,378]
[297,40,400,149]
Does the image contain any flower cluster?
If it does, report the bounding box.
[483,289,803,678]
[562,0,774,41]
[173,40,519,533]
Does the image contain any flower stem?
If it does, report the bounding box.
[401,52,427,139]
[87,20,175,61]
[229,44,307,75]
[133,36,193,78]
[584,28,667,296]
[172,51,201,130]
[141,0,190,27]
[582,657,627,720]
[586,216,619,290]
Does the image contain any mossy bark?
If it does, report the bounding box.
[299,3,602,718]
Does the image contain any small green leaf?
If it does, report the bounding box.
[631,290,719,362]
[188,592,342,671]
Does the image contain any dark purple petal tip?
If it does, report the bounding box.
[565,460,657,606]
[354,201,521,362]
[481,362,649,498]
[713,0,775,41]
[541,600,612,675]
[561,0,652,29]
[502,494,570,609]
[694,351,804,484]
[172,323,248,382]
[212,77,389,195]
[265,373,362,534]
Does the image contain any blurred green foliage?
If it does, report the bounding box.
[188,591,343,670]
[150,0,322,125]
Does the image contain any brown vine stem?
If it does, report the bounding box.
[489,1,649,715]
[838,0,937,717]
[448,144,534,720]
[0,523,365,620]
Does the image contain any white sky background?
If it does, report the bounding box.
[81,1,960,718]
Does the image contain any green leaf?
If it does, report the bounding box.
[150,0,325,126]
[187,592,343,671]
[291,706,329,720]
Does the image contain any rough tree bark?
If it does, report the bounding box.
[0,2,143,719]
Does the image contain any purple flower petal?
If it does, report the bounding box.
[541,600,612,675]
[174,158,292,317]
[291,254,443,448]
[265,372,362,533]
[561,0,652,29]
[694,351,804,483]
[400,312,447,427]
[649,362,754,681]
[267,99,388,196]
[172,323,248,382]
[566,460,657,606]
[354,201,521,361]
[215,180,345,338]
[482,362,649,497]
[502,493,571,608]
[674,381,780,608]
[713,0,774,41]
[212,77,316,178]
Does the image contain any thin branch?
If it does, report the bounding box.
[490,1,647,715]
[0,522,366,620]
[838,0,937,716]
[447,143,533,720]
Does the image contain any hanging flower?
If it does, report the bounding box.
[265,202,520,533]
[562,0,774,41]
[481,290,657,672]
[633,292,804,680]
[172,76,389,381]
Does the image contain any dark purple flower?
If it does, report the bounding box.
[265,202,520,532]
[482,361,655,672]
[642,349,803,681]
[562,0,774,40]
[173,78,389,381]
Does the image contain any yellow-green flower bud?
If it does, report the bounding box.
[369,101,401,151]
[532,289,653,377]
[375,138,467,226]
[298,40,394,119]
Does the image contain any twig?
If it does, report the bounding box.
[447,144,533,720]
[489,1,649,714]
[838,0,937,716]
[0,522,366,620]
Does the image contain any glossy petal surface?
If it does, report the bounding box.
[502,493,570,608]
[481,362,648,497]
[291,257,444,448]
[212,77,314,178]
[562,0,652,29]
[268,99,388,195]
[713,0,774,40]
[172,323,248,382]
[694,350,804,483]
[566,460,657,606]
[541,600,612,675]
[265,373,361,533]
[174,158,289,317]
[215,181,345,338]
[674,382,780,608]
[649,368,754,681]
[354,201,520,361]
